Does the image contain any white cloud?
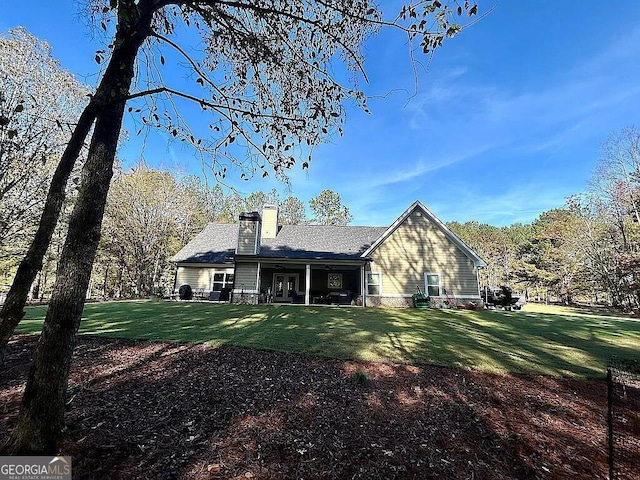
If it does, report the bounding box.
[350,21,640,203]
[433,182,571,225]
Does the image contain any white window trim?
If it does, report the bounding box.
[424,272,441,297]
[211,268,235,291]
[366,272,382,296]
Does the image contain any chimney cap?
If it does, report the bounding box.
[239,211,261,221]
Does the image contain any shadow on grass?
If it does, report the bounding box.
[17,300,640,378]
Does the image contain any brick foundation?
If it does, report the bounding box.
[366,296,483,308]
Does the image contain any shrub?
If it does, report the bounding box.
[153,286,165,298]
[350,370,370,386]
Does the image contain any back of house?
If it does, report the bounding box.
[171,201,486,306]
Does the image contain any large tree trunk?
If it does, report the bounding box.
[2,1,152,453]
[1,108,123,453]
[0,105,96,367]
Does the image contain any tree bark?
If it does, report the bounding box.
[102,263,109,298]
[116,265,123,298]
[2,1,152,453]
[40,270,48,302]
[0,105,96,367]
[1,109,122,453]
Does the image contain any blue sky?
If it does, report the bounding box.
[3,1,640,226]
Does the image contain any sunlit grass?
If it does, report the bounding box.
[18,300,640,378]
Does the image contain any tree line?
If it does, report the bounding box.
[12,132,640,310]
[1,25,637,312]
[447,127,640,311]
[15,163,354,300]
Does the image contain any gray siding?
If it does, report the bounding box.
[234,262,259,292]
[237,218,259,255]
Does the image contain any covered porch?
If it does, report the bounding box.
[255,260,366,306]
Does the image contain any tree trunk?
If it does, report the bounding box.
[0,104,96,366]
[116,265,123,299]
[102,263,109,298]
[31,272,41,301]
[152,253,160,292]
[1,106,122,453]
[39,270,48,302]
[136,269,143,297]
[2,2,152,452]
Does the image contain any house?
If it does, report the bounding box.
[171,201,487,307]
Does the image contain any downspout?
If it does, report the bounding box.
[363,261,370,307]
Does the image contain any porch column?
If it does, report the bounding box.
[305,264,311,305]
[361,264,366,307]
[256,261,261,303]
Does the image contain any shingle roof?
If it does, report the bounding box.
[171,223,387,263]
[171,202,486,266]
[171,223,237,263]
[259,225,388,260]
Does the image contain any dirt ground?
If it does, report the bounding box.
[1,334,636,479]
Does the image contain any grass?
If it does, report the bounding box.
[17,300,640,378]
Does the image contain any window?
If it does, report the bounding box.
[425,273,440,297]
[367,272,381,296]
[328,273,342,289]
[212,272,234,291]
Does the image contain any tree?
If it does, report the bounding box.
[0,29,88,257]
[564,196,614,305]
[448,221,513,288]
[591,126,640,228]
[97,165,182,297]
[572,127,640,309]
[2,0,478,453]
[309,189,353,226]
[0,28,89,363]
[245,189,279,213]
[219,191,246,223]
[526,209,580,304]
[176,175,226,244]
[279,195,307,225]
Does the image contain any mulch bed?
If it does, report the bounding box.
[0,334,635,479]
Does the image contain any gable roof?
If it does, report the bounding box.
[361,201,487,267]
[171,201,486,267]
[171,223,387,263]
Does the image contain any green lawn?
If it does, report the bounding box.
[18,300,640,377]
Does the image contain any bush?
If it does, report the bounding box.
[349,370,370,386]
[178,284,193,300]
